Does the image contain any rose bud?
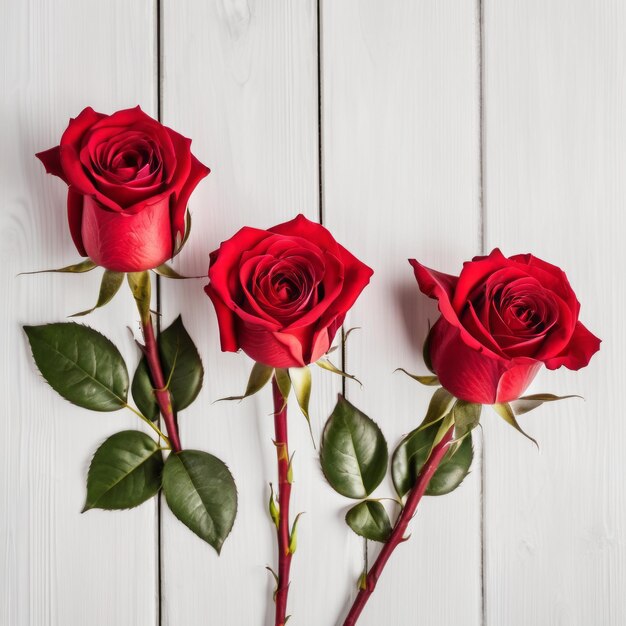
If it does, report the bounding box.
[36,106,209,272]
[409,249,600,404]
[206,214,373,368]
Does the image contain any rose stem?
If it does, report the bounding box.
[272,376,293,626]
[342,425,454,626]
[140,317,182,453]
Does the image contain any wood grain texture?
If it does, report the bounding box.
[483,1,626,624]
[0,1,158,625]
[160,1,361,624]
[321,1,483,624]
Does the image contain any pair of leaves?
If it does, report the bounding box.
[84,431,237,554]
[392,420,473,498]
[319,396,392,542]
[389,391,476,498]
[132,316,204,420]
[320,392,475,542]
[24,316,202,419]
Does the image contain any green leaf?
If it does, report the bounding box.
[320,395,388,499]
[510,394,581,416]
[396,368,439,386]
[345,500,392,542]
[127,271,152,324]
[493,402,539,448]
[20,259,97,275]
[316,358,361,385]
[24,323,128,411]
[132,316,204,416]
[392,420,473,498]
[416,387,456,433]
[70,270,124,317]
[163,450,238,554]
[218,361,273,402]
[452,400,482,439]
[83,430,163,511]
[131,359,159,421]
[158,316,203,410]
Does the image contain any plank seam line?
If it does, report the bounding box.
[155,1,164,624]
[478,1,487,626]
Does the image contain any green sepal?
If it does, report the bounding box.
[320,395,388,499]
[153,263,201,280]
[289,366,314,444]
[316,358,361,386]
[24,322,128,411]
[268,483,280,529]
[127,271,152,324]
[174,210,192,254]
[288,512,304,554]
[83,430,163,511]
[345,500,392,542]
[493,402,539,448]
[274,368,291,402]
[20,258,97,275]
[392,418,473,498]
[395,368,439,386]
[162,450,238,554]
[289,366,311,420]
[70,270,124,317]
[132,316,204,418]
[218,362,273,402]
[510,393,582,416]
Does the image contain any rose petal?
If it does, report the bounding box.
[237,324,306,368]
[544,321,601,370]
[67,188,87,256]
[170,153,209,245]
[36,146,68,184]
[429,317,540,404]
[204,283,239,353]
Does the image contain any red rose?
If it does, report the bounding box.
[36,106,209,272]
[410,249,600,404]
[206,215,373,368]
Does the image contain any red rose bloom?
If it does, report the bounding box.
[410,249,600,404]
[36,106,209,272]
[206,215,373,368]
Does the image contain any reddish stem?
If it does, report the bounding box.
[272,376,292,626]
[141,319,182,453]
[343,425,455,626]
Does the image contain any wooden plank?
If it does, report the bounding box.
[0,1,158,625]
[160,1,361,623]
[321,1,483,624]
[483,1,626,624]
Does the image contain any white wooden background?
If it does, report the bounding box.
[1,1,622,624]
